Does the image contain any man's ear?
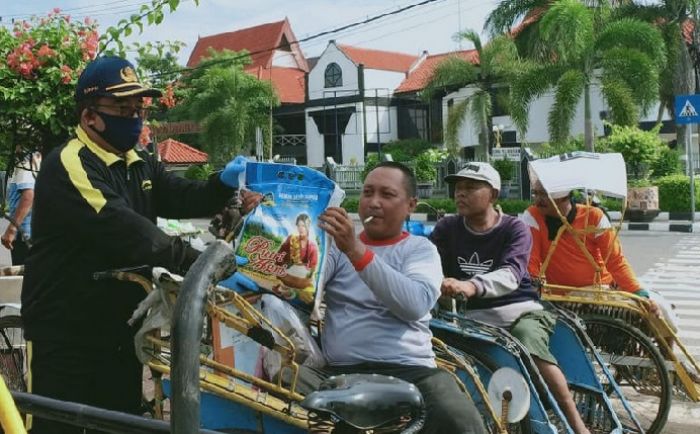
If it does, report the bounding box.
[81,108,96,126]
[408,196,418,214]
[491,189,499,202]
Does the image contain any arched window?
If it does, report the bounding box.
[324,63,342,88]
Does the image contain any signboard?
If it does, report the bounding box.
[674,94,700,124]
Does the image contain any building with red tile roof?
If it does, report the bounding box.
[395,50,479,94]
[187,18,308,104]
[157,138,208,165]
[249,66,306,104]
[336,44,419,73]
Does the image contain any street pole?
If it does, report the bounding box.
[691,123,696,223]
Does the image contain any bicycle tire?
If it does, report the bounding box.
[581,314,671,434]
[0,315,26,392]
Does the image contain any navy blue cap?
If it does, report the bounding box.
[75,56,162,102]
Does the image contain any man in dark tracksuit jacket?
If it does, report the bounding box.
[21,56,248,433]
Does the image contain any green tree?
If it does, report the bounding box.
[597,123,664,179]
[174,50,279,166]
[611,0,695,143]
[0,1,194,160]
[507,0,666,151]
[424,31,520,158]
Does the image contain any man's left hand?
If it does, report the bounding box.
[319,207,365,262]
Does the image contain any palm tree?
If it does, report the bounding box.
[507,0,666,150]
[423,31,520,158]
[611,1,696,130]
[487,0,692,148]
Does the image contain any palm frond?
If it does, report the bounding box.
[611,3,669,23]
[509,62,565,135]
[468,89,493,148]
[540,0,595,64]
[484,0,550,35]
[547,69,586,144]
[422,57,479,100]
[600,77,638,126]
[481,35,521,78]
[445,97,472,155]
[599,47,659,113]
[596,18,666,69]
[455,29,483,53]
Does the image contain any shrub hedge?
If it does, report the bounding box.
[340,196,531,215]
[655,175,700,212]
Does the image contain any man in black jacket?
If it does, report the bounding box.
[21,56,253,433]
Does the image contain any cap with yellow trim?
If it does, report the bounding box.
[75,56,162,102]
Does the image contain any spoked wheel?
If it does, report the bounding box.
[434,331,532,434]
[0,315,27,392]
[582,315,671,434]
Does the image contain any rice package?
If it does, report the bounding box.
[231,162,344,317]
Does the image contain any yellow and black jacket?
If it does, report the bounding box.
[22,126,236,343]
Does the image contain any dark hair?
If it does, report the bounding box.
[372,161,417,197]
[296,213,311,227]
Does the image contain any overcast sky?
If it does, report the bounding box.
[2,0,501,63]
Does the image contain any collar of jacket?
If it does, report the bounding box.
[75,125,143,167]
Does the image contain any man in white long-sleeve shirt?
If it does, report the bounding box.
[299,161,485,434]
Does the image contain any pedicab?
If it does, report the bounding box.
[113,161,529,433]
[529,151,700,434]
[405,202,644,433]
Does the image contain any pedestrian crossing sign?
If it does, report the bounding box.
[675,94,700,124]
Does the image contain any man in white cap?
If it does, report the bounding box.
[430,162,591,434]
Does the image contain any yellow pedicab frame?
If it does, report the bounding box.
[124,268,509,433]
[529,153,700,402]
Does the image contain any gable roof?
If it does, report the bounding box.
[157,138,208,164]
[186,18,308,71]
[395,50,480,94]
[337,44,419,73]
[249,66,306,104]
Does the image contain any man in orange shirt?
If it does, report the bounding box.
[522,183,666,319]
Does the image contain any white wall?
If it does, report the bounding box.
[308,44,359,100]
[365,105,398,143]
[306,113,324,167]
[305,102,365,166]
[271,50,300,68]
[363,69,406,96]
[444,87,480,148]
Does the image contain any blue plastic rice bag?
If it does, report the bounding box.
[224,162,344,318]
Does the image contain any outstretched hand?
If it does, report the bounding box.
[319,207,365,263]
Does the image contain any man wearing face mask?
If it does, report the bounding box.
[21,56,256,433]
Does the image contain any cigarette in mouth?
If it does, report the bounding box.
[363,216,374,224]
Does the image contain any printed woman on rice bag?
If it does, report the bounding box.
[273,213,319,303]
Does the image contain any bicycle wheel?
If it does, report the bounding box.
[0,315,26,392]
[582,314,671,434]
[434,331,532,434]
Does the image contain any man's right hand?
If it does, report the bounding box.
[441,278,477,299]
[1,227,16,250]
